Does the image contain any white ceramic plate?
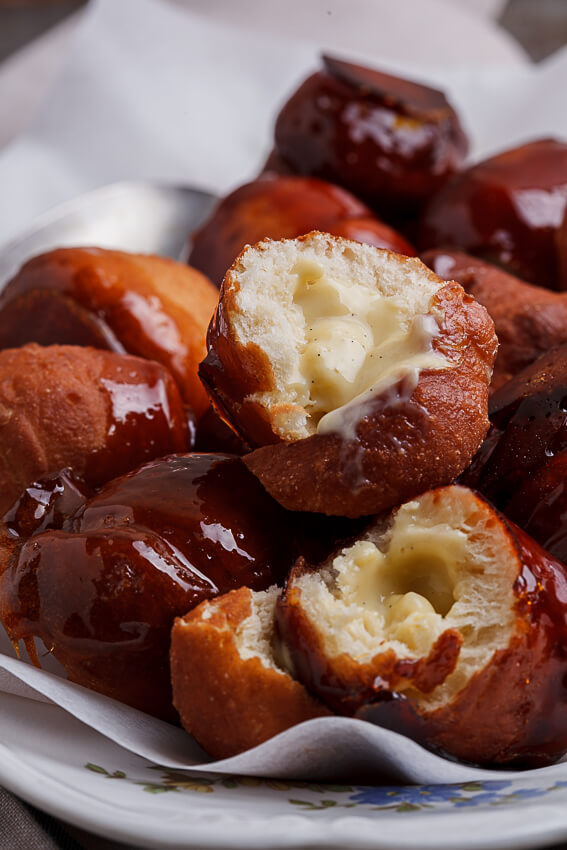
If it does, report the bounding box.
[0,689,567,850]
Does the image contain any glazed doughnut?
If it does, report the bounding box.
[170,586,332,759]
[0,344,190,513]
[200,232,497,516]
[0,248,219,416]
[460,344,567,564]
[419,139,567,290]
[422,249,567,390]
[189,175,414,287]
[273,55,468,217]
[275,485,567,767]
[0,454,296,720]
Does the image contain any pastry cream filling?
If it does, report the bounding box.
[328,515,468,658]
[291,259,450,436]
[295,487,518,705]
[299,504,472,664]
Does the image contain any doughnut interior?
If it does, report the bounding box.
[230,234,450,440]
[279,485,518,711]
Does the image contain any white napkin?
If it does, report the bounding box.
[0,0,529,248]
[1,640,567,785]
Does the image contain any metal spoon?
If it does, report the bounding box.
[0,181,218,286]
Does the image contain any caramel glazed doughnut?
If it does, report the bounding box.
[200,232,497,516]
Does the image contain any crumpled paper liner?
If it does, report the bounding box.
[1,641,566,784]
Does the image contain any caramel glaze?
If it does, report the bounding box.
[273,55,468,218]
[2,468,92,540]
[83,362,194,489]
[277,525,567,767]
[505,451,567,564]
[459,344,567,509]
[0,248,219,416]
[419,139,567,290]
[357,525,567,768]
[0,454,297,721]
[189,175,414,287]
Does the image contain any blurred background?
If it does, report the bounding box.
[1,0,567,63]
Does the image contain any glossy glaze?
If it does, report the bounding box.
[2,469,91,540]
[189,175,414,287]
[0,345,191,514]
[0,454,296,720]
[419,139,567,290]
[81,365,192,488]
[273,55,468,217]
[0,248,219,414]
[460,344,567,508]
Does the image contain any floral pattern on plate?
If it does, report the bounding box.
[85,763,567,813]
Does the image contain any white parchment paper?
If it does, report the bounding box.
[1,627,566,785]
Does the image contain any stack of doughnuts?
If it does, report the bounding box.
[2,53,567,772]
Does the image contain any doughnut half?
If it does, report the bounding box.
[275,485,567,767]
[200,232,497,516]
[170,586,331,759]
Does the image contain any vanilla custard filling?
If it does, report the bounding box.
[306,514,467,660]
[296,491,517,704]
[233,238,455,440]
[291,259,450,436]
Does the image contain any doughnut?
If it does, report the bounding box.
[419,139,567,290]
[0,454,295,720]
[0,344,190,513]
[273,55,468,217]
[170,586,332,759]
[275,485,567,767]
[200,232,497,516]
[0,248,219,416]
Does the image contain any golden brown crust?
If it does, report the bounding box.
[0,344,189,513]
[0,248,219,416]
[423,249,567,391]
[170,587,332,759]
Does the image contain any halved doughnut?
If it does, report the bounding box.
[200,232,497,516]
[275,485,567,767]
[170,586,331,758]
